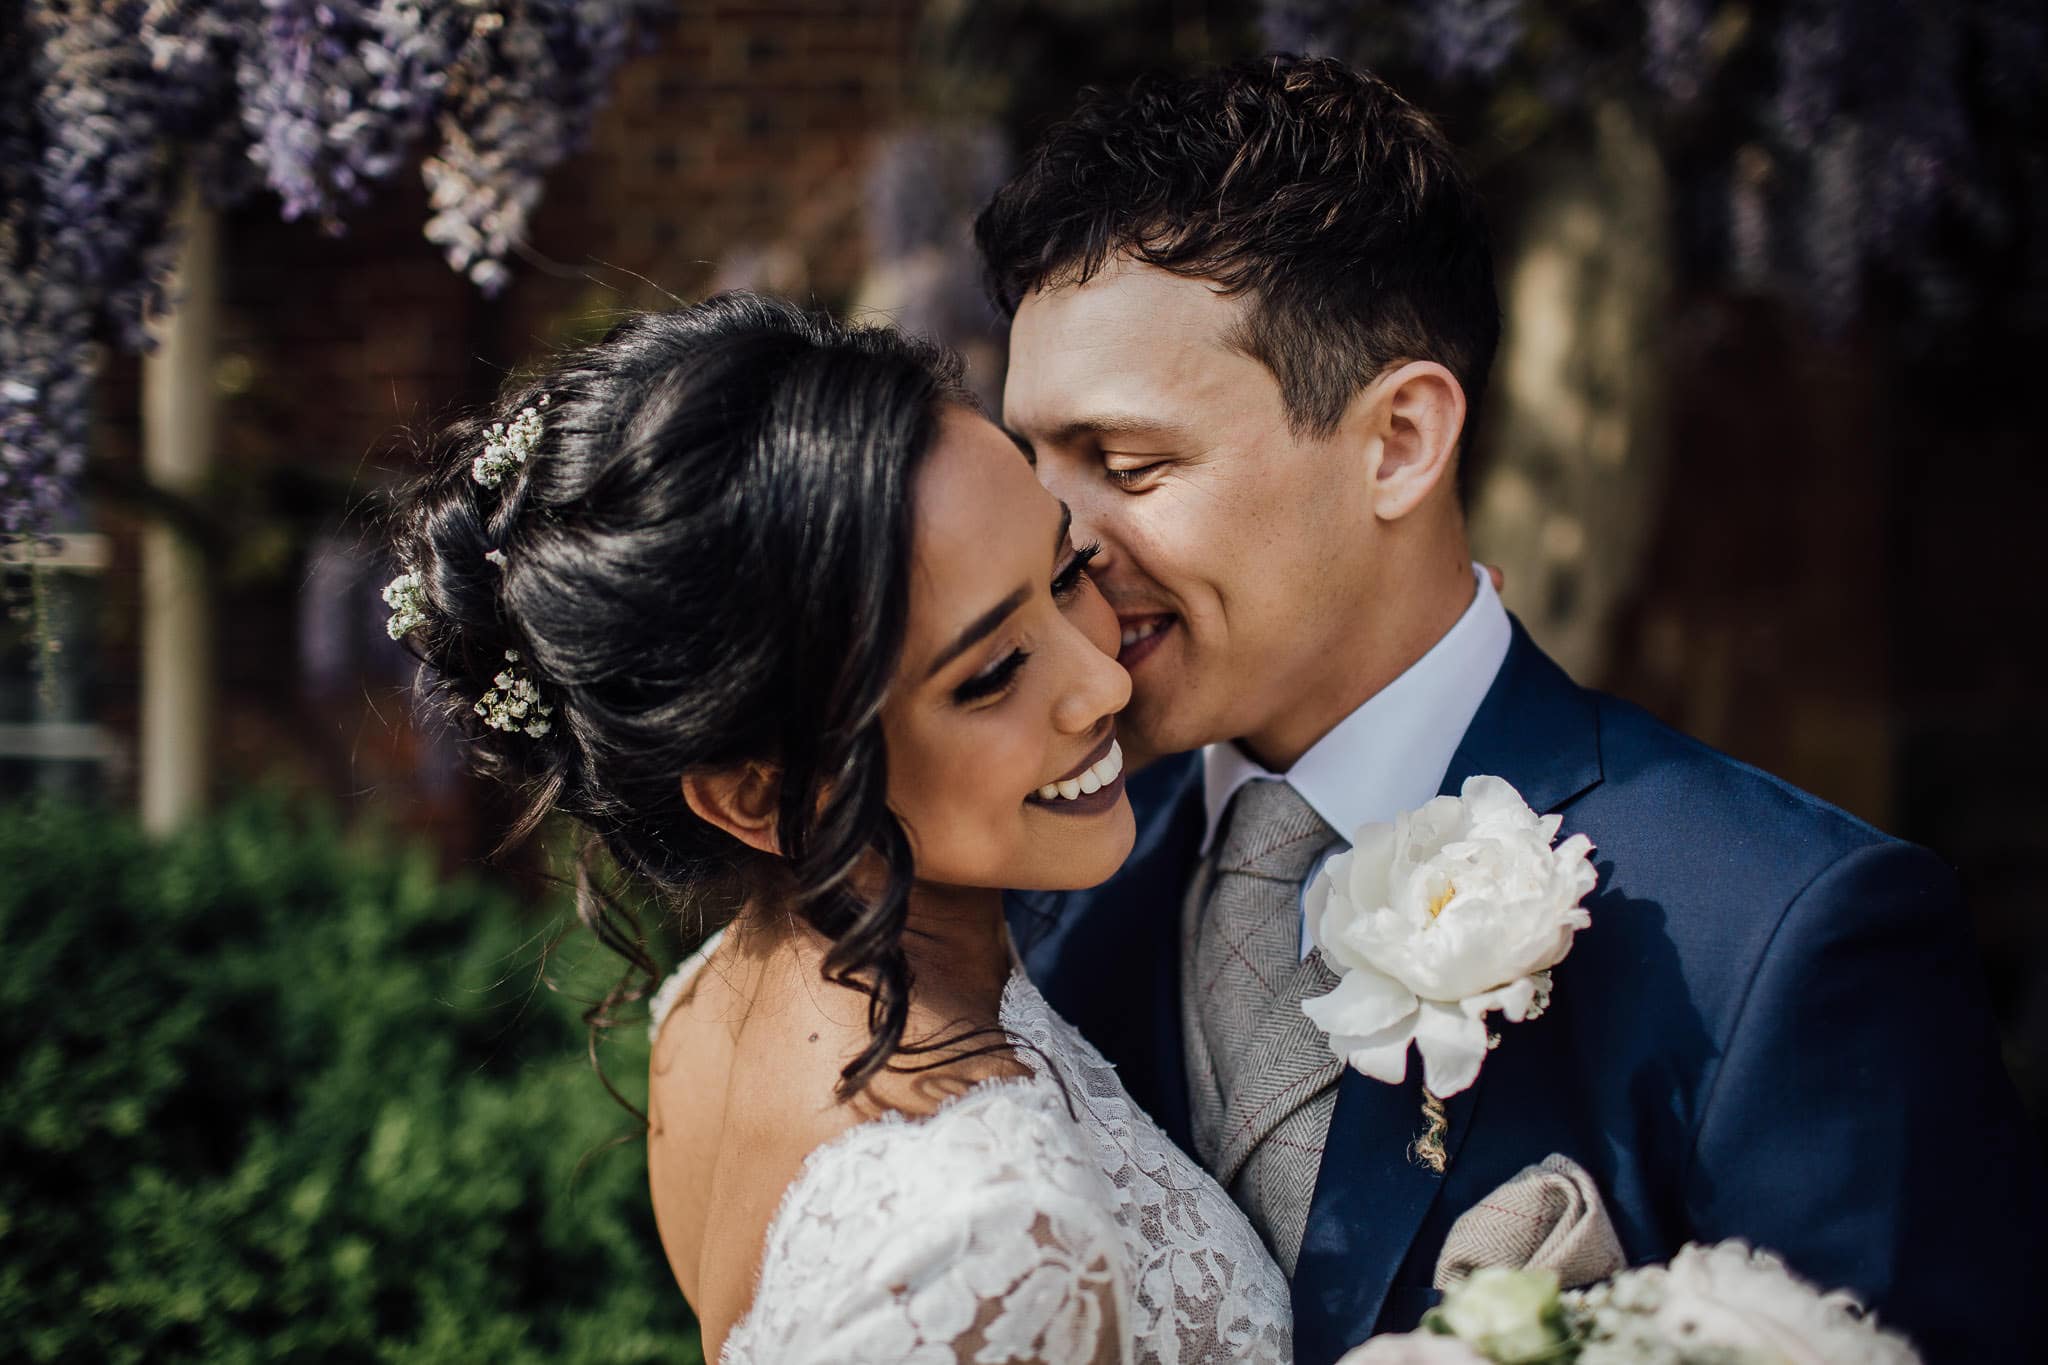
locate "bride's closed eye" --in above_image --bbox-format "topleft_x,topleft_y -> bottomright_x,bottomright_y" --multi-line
952,542 -> 1104,707
1052,541 -> 1102,603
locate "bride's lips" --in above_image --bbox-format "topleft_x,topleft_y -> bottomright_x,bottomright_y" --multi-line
1117,614 -> 1175,671
1026,730 -> 1126,817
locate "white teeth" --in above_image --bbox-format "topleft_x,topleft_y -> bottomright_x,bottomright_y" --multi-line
1033,740 -> 1126,803
1119,619 -> 1168,647
1093,740 -> 1123,785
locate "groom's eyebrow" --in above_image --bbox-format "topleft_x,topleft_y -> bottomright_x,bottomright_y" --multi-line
925,504 -> 1072,681
1045,412 -> 1179,445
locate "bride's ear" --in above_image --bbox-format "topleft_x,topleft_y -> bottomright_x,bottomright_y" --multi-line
1362,360 -> 1465,522
681,761 -> 784,856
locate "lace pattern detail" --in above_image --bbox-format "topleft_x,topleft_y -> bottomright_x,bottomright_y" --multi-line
1003,973 -> 1293,1365
704,969 -> 1292,1365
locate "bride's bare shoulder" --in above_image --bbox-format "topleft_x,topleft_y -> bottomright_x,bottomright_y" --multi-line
653,918 -> 1025,1127
646,920 -> 867,1186
645,921 -> 1025,1349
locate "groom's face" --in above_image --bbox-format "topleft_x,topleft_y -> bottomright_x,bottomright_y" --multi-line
1004,257 -> 1384,763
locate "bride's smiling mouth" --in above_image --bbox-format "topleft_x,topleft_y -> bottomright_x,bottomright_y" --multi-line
1117,614 -> 1175,670
1026,731 -> 1125,816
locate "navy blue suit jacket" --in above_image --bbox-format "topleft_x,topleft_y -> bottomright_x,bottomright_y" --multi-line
1007,620 -> 2046,1364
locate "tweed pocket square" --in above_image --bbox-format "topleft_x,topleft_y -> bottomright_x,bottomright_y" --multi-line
1433,1153 -> 1627,1291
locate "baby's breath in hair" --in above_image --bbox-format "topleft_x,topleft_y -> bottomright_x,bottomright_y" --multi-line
382,571 -> 427,639
471,394 -> 551,488
474,650 -> 553,738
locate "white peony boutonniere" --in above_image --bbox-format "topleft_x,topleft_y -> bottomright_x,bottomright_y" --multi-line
1303,775 -> 1597,1170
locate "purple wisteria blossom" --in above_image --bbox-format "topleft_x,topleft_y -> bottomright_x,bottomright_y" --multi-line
1259,0 -> 1348,56
865,125 -> 1008,266
30,0 -> 183,352
0,0 -> 674,542
1643,0 -> 1710,104
236,0 -> 460,230
863,125 -> 1009,350
4,0 -> 175,542
1411,0 -> 1523,83
1255,0 -> 2035,336
142,0 -> 267,205
423,0 -> 670,294
1772,0 -> 1845,153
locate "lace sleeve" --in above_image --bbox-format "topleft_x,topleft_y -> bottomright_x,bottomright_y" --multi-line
724,1084 -> 1133,1365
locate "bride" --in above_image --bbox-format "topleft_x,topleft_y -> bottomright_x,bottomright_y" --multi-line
384,293 -> 1292,1363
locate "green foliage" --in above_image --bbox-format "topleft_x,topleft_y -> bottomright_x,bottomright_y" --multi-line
0,796 -> 700,1364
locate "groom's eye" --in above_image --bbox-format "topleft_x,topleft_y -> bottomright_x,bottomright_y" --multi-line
1104,461 -> 1164,490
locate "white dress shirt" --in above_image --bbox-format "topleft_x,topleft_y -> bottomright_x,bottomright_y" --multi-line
1200,563 -> 1513,956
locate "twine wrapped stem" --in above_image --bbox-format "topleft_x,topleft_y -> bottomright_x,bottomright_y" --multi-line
1411,1089 -> 1450,1173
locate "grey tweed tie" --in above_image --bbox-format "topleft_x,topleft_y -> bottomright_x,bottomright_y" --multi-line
1184,778 -> 1346,1273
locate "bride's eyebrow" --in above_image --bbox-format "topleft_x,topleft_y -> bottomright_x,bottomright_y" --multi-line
926,587 -> 1029,681
923,504 -> 1072,681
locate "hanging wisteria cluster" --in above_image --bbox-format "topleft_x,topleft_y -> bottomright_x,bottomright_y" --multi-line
862,124 -> 1011,349
0,0 -> 672,542
1260,0 -> 2045,336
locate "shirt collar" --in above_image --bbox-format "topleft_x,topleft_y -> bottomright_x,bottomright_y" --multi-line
1200,563 -> 1512,853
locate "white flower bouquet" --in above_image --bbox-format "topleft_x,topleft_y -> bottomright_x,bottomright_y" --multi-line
1337,1243 -> 1921,1365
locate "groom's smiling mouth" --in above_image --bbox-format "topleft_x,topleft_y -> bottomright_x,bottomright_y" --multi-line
1117,614 -> 1175,670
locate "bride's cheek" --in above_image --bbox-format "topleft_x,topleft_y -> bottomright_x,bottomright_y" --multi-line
1076,583 -> 1119,656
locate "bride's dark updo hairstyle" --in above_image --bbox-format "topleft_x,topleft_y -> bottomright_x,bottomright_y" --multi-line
387,292 -> 969,1099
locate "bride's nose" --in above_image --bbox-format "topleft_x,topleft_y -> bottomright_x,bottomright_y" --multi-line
1051,621 -> 1132,736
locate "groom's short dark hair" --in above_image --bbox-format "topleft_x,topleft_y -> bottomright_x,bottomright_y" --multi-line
976,54 -> 1500,459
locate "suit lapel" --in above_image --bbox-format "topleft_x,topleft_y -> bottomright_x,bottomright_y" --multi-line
1293,619 -> 1603,1360
1293,1065 -> 1486,1362
1440,618 -> 1603,818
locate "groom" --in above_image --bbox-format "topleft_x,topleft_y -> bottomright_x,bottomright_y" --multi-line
982,55 -> 2044,1363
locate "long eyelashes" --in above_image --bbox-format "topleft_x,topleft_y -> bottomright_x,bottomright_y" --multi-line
954,648 -> 1030,704
954,542 -> 1104,706
1053,542 -> 1102,602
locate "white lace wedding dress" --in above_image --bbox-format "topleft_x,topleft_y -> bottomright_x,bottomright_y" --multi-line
649,933 -> 1293,1364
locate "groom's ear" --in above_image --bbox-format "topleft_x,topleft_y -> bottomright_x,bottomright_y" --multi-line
1362,360 -> 1466,522
681,761 -> 784,856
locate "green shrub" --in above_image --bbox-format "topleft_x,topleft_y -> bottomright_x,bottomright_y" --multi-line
0,796 -> 700,1364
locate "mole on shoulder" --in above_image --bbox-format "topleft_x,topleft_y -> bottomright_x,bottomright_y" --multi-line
808,1033 -> 819,1043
